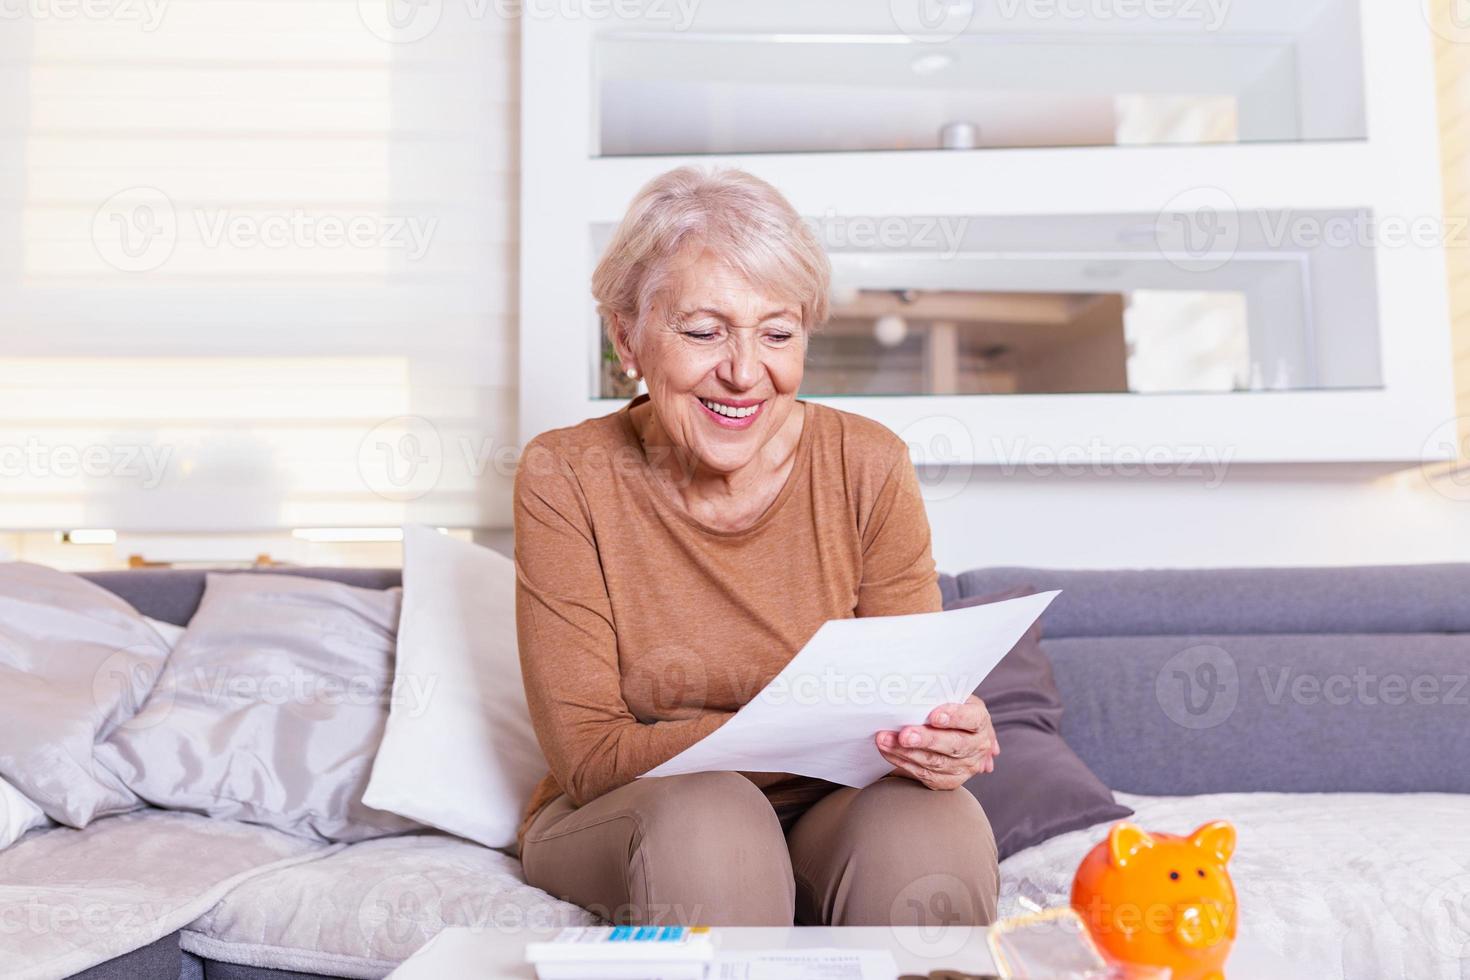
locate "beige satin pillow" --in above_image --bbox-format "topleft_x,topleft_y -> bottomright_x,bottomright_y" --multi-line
0,562 -> 169,827
99,572 -> 418,843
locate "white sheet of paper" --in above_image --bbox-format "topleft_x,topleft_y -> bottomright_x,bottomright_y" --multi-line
709,948 -> 898,980
641,590 -> 1060,787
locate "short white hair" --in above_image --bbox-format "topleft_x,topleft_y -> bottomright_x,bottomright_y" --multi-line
591,166 -> 831,346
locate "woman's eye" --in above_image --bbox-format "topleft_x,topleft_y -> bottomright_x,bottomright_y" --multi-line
684,330 -> 718,341
767,332 -> 794,344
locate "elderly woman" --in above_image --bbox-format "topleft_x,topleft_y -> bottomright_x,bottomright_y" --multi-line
513,166 -> 999,928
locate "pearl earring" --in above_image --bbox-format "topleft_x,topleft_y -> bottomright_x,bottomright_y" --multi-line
625,367 -> 640,381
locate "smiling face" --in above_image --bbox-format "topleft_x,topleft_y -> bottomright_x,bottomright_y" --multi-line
617,248 -> 807,476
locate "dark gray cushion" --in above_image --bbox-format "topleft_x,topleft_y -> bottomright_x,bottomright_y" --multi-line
953,564 -> 1470,637
948,588 -> 1131,859
1045,632 -> 1470,795
80,569 -> 403,627
202,962 -> 346,980
65,932 -> 179,980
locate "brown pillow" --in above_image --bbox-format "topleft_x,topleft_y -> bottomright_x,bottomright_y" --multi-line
951,586 -> 1132,859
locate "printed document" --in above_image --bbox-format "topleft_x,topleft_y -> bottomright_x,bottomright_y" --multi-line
641,591 -> 1060,786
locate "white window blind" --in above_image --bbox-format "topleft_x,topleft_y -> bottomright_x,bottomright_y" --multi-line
0,1 -> 518,532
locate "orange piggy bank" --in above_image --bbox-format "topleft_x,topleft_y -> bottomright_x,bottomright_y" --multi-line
1070,821 -> 1237,980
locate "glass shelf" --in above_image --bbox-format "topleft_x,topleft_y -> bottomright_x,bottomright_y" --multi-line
595,1 -> 1366,157
592,208 -> 1381,399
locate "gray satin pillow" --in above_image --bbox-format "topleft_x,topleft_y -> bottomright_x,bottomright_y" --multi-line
0,562 -> 169,827
98,573 -> 419,843
952,586 -> 1132,859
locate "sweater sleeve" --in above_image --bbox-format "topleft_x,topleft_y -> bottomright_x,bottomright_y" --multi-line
855,441 -> 944,618
513,437 -> 728,807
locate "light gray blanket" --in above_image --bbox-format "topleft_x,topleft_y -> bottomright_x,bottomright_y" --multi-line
0,808 -> 333,980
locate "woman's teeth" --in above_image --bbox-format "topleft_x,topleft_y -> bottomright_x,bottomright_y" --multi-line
699,397 -> 760,419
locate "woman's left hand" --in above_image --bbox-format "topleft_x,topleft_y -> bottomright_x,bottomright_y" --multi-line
875,695 -> 998,791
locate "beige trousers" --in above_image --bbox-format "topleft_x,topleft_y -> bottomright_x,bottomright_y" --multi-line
520,771 -> 999,927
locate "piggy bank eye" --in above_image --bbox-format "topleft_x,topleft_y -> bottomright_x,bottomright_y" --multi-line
1169,871 -> 1180,881
1197,868 -> 1206,878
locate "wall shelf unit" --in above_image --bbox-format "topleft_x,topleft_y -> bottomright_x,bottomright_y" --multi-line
520,0 -> 1456,465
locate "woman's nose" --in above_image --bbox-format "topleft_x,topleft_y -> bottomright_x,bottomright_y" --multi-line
717,337 -> 762,390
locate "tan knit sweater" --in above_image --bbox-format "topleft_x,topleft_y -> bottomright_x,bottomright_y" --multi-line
512,394 -> 942,845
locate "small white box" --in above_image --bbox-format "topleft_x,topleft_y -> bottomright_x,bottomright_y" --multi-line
526,926 -> 715,980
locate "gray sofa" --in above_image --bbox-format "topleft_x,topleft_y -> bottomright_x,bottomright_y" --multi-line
20,562 -> 1470,979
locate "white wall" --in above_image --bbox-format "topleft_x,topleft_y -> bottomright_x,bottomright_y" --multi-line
922,461 -> 1470,572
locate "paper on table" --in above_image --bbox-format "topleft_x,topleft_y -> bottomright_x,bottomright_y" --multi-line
641,590 -> 1060,787
709,948 -> 897,980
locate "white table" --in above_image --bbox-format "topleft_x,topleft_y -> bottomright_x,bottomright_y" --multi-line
386,924 -> 1301,979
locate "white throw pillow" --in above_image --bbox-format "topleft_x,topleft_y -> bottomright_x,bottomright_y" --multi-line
144,616 -> 187,648
362,525 -> 546,851
0,774 -> 49,851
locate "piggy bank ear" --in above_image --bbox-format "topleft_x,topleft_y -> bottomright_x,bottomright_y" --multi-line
1189,821 -> 1236,864
1107,823 -> 1155,868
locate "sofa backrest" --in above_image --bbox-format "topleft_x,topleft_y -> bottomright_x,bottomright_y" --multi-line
81,568 -> 402,626
941,564 -> 1470,797
84,564 -> 1470,798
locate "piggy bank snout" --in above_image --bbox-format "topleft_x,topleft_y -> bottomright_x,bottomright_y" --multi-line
1173,899 -> 1230,949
